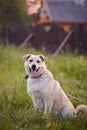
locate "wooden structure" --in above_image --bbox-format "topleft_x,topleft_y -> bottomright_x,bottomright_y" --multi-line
33,0 -> 87,54
1,1 -> 87,53
35,0 -> 87,32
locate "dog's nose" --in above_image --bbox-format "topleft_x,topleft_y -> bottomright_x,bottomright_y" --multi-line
32,64 -> 36,70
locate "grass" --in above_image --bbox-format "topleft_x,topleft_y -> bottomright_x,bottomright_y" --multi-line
0,45 -> 87,130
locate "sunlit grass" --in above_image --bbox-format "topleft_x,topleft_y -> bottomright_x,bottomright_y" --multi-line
0,45 -> 87,130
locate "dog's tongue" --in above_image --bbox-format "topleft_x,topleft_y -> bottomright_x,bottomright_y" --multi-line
31,70 -> 37,77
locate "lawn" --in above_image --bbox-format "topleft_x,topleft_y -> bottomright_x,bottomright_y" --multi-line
0,45 -> 87,130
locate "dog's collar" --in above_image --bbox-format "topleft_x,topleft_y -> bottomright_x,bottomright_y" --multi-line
25,75 -> 29,79
25,73 -> 43,79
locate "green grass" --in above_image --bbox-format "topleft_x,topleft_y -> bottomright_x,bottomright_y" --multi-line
0,45 -> 87,130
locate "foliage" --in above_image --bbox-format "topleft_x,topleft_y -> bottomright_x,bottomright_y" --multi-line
0,45 -> 87,130
0,0 -> 33,28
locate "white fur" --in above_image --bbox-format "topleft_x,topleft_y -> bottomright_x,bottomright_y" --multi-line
23,54 -> 87,118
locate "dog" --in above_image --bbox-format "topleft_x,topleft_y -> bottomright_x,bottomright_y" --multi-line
23,54 -> 87,118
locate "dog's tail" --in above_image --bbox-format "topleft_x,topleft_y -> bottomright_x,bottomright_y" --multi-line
70,105 -> 87,117
75,105 -> 87,115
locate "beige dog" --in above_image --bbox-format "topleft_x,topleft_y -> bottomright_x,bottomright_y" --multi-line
23,54 -> 87,118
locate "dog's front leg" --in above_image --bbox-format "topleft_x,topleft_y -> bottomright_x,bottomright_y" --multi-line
32,95 -> 44,112
44,98 -> 53,114
31,96 -> 38,111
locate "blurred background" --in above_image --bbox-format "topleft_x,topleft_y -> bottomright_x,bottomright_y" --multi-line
0,0 -> 87,54
0,1 -> 87,130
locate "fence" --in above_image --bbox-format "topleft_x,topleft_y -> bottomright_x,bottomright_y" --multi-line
0,24 -> 87,54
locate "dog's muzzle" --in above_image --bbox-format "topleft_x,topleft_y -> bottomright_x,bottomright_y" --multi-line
32,64 -> 36,71
25,65 -> 41,79
29,64 -> 40,78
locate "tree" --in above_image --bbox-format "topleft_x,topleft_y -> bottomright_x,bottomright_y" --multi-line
0,0 -> 32,28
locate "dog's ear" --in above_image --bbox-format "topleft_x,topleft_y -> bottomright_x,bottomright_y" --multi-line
39,54 -> 47,62
23,54 -> 31,61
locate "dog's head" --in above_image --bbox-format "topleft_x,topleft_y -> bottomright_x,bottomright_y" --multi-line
23,54 -> 47,78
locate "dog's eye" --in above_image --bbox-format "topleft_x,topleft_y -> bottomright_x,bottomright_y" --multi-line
29,59 -> 33,62
37,60 -> 40,63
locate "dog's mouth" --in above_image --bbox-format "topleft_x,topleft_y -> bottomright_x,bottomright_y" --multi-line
29,67 -> 40,77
